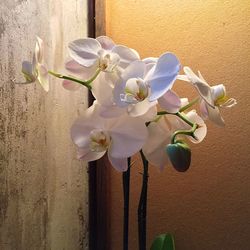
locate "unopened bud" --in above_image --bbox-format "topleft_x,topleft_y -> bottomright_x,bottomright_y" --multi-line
166,140 -> 191,172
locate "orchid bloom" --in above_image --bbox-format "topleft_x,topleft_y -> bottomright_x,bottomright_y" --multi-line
21,37 -> 49,91
180,67 -> 237,126
70,102 -> 148,171
63,36 -> 140,92
143,99 -> 207,170
111,52 -> 180,117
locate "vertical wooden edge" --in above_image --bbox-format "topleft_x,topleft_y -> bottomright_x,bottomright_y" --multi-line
88,1 -> 110,250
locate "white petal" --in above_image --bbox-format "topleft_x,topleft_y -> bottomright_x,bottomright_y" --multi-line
207,105 -> 225,127
128,99 -> 156,117
62,80 -> 80,91
92,72 -> 115,106
77,147 -> 105,162
71,103 -> 104,148
142,57 -> 158,64
35,36 -> 44,63
183,67 -> 214,107
185,110 -> 207,143
65,59 -> 98,79
107,115 -> 148,158
147,52 -> 180,101
108,153 -> 128,172
113,82 -> 128,107
96,36 -> 115,50
37,63 -> 49,92
183,67 -> 205,84
158,90 -> 181,113
153,52 -> 180,77
180,98 -> 189,107
148,75 -> 178,101
99,104 -> 126,118
142,119 -> 171,170
176,74 -> 189,82
200,100 -> 209,119
112,45 -> 140,69
140,105 -> 157,122
121,60 -> 145,82
68,38 -> 101,67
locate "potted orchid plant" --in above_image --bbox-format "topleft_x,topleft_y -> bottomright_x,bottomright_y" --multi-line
21,36 -> 236,250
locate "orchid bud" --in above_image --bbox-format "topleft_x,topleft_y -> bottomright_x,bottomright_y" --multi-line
166,140 -> 191,172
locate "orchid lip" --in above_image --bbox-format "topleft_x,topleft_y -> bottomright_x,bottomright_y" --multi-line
89,129 -> 111,152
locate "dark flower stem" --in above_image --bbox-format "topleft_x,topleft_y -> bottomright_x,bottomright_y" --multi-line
123,158 -> 131,250
138,150 -> 149,250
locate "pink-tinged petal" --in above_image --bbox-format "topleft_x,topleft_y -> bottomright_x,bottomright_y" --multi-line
62,80 -> 80,91
142,119 -> 171,170
185,110 -> 207,143
68,38 -> 101,67
128,99 -> 156,117
112,45 -> 140,69
158,90 -> 181,113
207,105 -> 225,127
35,36 -> 44,63
71,103 -> 104,148
37,63 -> 49,92
121,60 -> 145,82
77,147 -> 106,162
147,52 -> 180,101
200,100 -> 209,120
96,36 -> 115,50
65,59 -> 84,73
65,58 -> 98,79
107,115 -> 148,158
108,153 -> 128,172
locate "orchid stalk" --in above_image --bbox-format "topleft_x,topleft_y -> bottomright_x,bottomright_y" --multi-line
138,150 -> 149,250
123,158 -> 131,250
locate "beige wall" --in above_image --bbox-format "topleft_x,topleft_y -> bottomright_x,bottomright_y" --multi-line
0,1 -> 89,249
106,1 -> 250,249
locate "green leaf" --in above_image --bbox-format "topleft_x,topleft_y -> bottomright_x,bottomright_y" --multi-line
150,233 -> 175,250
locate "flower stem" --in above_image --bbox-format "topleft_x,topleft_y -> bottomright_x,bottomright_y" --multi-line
123,158 -> 131,250
176,112 -> 194,127
171,123 -> 198,144
138,150 -> 149,250
179,97 -> 199,112
48,68 -> 101,90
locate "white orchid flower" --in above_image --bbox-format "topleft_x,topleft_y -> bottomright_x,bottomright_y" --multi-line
180,67 -> 237,126
70,102 -> 148,171
63,36 -> 140,91
111,52 -> 180,117
21,37 -> 49,91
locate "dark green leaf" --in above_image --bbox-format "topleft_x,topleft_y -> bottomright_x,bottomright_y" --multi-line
150,233 -> 175,250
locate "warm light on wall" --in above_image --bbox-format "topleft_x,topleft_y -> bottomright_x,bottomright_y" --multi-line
106,1 -> 250,249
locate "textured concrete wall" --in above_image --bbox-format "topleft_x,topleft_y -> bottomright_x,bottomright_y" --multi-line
0,1 -> 89,249
107,1 -> 250,249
